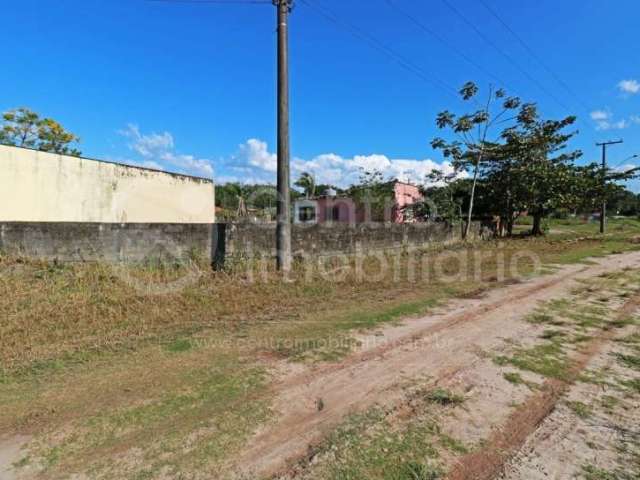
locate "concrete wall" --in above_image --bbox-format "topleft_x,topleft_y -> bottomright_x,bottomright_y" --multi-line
0,145 -> 215,223
0,222 -> 212,262
0,221 -> 488,265
219,221 -> 484,261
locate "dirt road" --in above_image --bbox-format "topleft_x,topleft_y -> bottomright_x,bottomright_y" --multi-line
231,251 -> 640,479
2,251 -> 639,480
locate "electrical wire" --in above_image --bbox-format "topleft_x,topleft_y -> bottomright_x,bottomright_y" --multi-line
146,0 -> 271,4
614,154 -> 639,169
478,0 -> 592,116
440,0 -> 571,112
384,0 -> 514,93
298,0 -> 462,101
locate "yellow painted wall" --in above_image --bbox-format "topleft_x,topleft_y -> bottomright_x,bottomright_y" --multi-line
0,145 -> 215,223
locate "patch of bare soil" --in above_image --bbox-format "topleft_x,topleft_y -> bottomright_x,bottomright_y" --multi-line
446,295 -> 640,480
230,251 -> 640,479
498,326 -> 640,477
0,435 -> 31,480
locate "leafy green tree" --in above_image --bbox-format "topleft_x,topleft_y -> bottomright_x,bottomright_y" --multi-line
568,162 -> 639,217
294,171 -> 316,198
500,105 -> 582,235
431,82 -> 520,238
0,108 -> 81,156
419,169 -> 464,223
609,188 -> 640,216
37,118 -> 82,156
348,169 -> 393,222
0,108 -> 40,148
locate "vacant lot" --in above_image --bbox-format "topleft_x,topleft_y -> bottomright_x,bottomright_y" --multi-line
2,218 -> 640,479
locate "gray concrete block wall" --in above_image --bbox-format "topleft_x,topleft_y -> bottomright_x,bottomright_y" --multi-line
222,222 -> 481,260
0,221 -> 486,266
0,223 -> 213,263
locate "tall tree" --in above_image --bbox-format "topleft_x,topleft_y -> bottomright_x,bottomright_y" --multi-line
569,162 -> 639,217
500,104 -> 582,235
419,168 -> 464,223
431,82 -> 520,239
294,171 -> 316,198
349,168 -> 393,222
0,108 -> 81,156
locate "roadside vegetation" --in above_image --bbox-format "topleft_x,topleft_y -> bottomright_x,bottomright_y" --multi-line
293,261 -> 640,480
2,219 -> 640,479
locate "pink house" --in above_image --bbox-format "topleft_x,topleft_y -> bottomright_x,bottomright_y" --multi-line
293,181 -> 424,225
391,181 -> 424,223
294,195 -> 357,225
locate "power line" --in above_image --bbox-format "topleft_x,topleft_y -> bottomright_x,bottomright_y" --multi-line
298,0 -> 461,101
596,139 -> 623,233
384,0 -> 514,93
146,0 -> 271,4
440,0 -> 571,112
614,154 -> 639,169
477,0 -> 592,115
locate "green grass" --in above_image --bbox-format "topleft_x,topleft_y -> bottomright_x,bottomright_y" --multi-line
526,311 -> 557,325
306,408 -> 443,480
3,217 -> 640,479
615,353 -> 640,371
438,434 -> 468,454
503,372 -> 525,385
343,299 -> 441,329
495,340 -> 570,380
581,464 -> 635,480
165,338 -> 193,353
579,367 -> 616,387
567,400 -> 592,419
22,353 -> 270,479
425,388 -> 465,406
620,378 -> 640,393
599,395 -> 620,412
502,371 -> 537,389
541,329 -> 566,340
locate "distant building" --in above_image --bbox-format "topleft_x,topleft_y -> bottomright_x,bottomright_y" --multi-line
0,144 -> 215,223
293,180 -> 424,225
390,181 -> 424,223
294,194 -> 357,225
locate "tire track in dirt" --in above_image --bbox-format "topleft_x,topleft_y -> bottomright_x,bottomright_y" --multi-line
445,290 -> 640,480
230,251 -> 640,479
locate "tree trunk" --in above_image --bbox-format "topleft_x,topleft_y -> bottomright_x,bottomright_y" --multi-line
507,215 -> 514,236
531,213 -> 543,236
464,162 -> 480,240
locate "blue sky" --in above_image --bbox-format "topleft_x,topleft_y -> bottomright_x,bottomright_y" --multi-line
2,0 -> 639,188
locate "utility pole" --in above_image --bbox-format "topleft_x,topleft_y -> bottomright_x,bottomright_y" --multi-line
274,0 -> 293,273
596,139 -> 623,234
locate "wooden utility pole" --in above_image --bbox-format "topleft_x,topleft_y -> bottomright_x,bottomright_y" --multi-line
596,139 -> 623,234
274,0 -> 293,272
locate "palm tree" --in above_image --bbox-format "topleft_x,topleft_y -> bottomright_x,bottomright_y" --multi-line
295,171 -> 316,198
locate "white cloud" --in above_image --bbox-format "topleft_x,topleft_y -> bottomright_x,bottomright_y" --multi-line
595,118 -> 629,131
161,152 -> 214,177
615,163 -> 636,173
238,138 -> 277,173
231,138 -> 462,188
618,79 -> 640,95
119,124 -> 214,178
590,110 -> 610,121
631,115 -> 640,124
119,124 -> 174,157
589,110 -> 632,131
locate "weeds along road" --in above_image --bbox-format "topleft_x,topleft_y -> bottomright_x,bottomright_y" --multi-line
2,221 -> 640,479
233,250 -> 640,479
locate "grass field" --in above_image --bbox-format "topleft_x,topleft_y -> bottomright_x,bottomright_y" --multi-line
2,217 -> 640,479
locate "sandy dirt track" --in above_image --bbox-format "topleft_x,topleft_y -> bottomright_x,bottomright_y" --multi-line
232,251 -> 640,479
